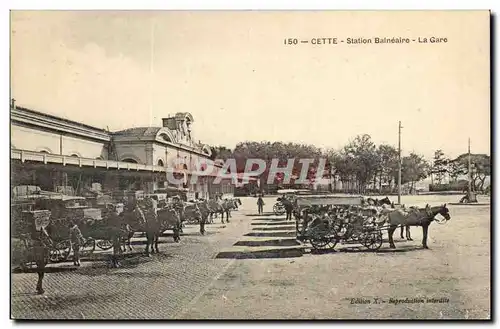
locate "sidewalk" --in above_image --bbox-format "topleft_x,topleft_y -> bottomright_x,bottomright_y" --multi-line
11,208 -> 254,319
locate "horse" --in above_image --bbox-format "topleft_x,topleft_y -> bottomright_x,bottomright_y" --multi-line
227,198 -> 242,210
207,199 -> 231,224
181,202 -> 205,235
196,200 -> 213,224
368,197 -> 412,241
156,206 -> 182,245
383,204 -> 451,249
121,197 -> 177,257
120,223 -> 135,253
223,198 -> 241,214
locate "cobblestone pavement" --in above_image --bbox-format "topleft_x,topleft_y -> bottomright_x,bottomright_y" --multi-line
11,204 -> 254,319
177,197 -> 491,320
12,196 -> 491,319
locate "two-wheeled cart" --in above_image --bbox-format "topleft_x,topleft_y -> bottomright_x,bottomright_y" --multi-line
295,195 -> 384,252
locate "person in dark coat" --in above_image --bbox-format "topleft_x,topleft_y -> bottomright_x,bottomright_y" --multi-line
257,196 -> 264,215
282,197 -> 294,221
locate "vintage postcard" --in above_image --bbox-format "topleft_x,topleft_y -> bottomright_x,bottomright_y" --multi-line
10,10 -> 491,320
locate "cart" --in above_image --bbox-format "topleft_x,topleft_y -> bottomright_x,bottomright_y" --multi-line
12,209 -> 53,270
35,196 -> 102,261
294,195 -> 383,252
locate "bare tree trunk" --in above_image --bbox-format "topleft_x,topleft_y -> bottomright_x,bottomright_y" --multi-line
378,171 -> 383,192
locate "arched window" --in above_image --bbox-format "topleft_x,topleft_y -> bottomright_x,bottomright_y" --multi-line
159,133 -> 172,142
95,156 -> 103,160
39,150 -> 49,154
157,159 -> 164,167
122,158 -> 138,164
71,154 -> 79,158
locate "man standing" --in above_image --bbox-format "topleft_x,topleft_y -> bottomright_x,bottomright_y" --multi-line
257,195 -> 264,215
283,197 -> 294,221
69,220 -> 86,266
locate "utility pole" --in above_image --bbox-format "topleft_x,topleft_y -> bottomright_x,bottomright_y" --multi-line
468,138 -> 472,192
398,121 -> 403,205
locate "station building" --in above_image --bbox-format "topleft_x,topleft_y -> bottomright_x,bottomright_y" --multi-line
10,99 -> 235,200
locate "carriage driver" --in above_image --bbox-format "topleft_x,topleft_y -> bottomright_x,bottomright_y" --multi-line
69,220 -> 86,266
106,203 -> 124,268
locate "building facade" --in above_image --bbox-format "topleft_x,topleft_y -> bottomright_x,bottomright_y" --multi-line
10,100 -> 234,200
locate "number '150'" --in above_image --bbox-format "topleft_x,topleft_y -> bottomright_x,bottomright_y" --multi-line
284,38 -> 298,45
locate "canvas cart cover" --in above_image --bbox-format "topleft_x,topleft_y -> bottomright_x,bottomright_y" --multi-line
24,210 -> 51,231
295,195 -> 363,206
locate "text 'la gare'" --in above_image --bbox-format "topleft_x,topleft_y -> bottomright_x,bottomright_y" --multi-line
418,37 -> 448,43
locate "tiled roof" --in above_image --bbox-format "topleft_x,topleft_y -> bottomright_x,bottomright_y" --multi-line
112,127 -> 163,138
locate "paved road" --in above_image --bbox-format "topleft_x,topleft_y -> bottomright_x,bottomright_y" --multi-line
11,196 -> 490,319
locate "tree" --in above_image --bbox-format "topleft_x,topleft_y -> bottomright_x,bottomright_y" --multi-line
431,149 -> 449,184
447,160 -> 463,183
452,153 -> 491,192
376,144 -> 399,192
400,153 -> 429,194
231,141 -> 323,186
210,146 -> 233,161
344,134 -> 379,193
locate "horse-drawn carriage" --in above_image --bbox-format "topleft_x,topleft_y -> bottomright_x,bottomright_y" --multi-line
294,195 -> 384,251
12,206 -> 52,270
294,194 -> 452,252
33,196 -> 110,261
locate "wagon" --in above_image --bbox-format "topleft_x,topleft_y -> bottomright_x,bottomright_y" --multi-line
34,196 -> 103,261
12,209 -> 52,270
294,195 -> 383,252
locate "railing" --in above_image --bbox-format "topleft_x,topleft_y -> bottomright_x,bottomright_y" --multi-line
11,149 -> 170,173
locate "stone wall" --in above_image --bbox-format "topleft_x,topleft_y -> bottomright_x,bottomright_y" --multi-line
11,124 -> 107,159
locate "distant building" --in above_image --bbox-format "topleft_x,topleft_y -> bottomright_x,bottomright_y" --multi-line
10,99 -> 234,199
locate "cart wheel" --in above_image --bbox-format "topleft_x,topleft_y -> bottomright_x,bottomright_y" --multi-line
326,237 -> 338,250
81,238 -> 96,255
96,239 -> 113,250
50,240 -> 71,263
19,262 -> 29,271
363,231 -> 383,251
49,248 -> 62,263
310,236 -> 337,251
273,204 -> 285,216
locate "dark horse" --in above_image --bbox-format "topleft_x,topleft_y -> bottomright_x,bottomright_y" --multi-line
385,204 -> 451,249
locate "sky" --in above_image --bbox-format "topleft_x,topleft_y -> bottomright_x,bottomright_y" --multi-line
10,10 -> 490,160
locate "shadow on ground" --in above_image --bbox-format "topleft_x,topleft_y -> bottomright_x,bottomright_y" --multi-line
245,232 -> 296,238
308,244 -> 425,255
215,247 -> 305,259
250,217 -> 288,221
13,251 -> 174,275
12,291 -> 123,313
233,239 -> 301,247
252,226 -> 296,231
251,222 -> 293,226
12,266 -> 79,274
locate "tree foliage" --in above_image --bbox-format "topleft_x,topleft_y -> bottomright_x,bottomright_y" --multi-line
451,153 -> 491,192
209,136 -> 494,193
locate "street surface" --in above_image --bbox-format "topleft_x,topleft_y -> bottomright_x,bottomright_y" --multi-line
11,195 -> 490,319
